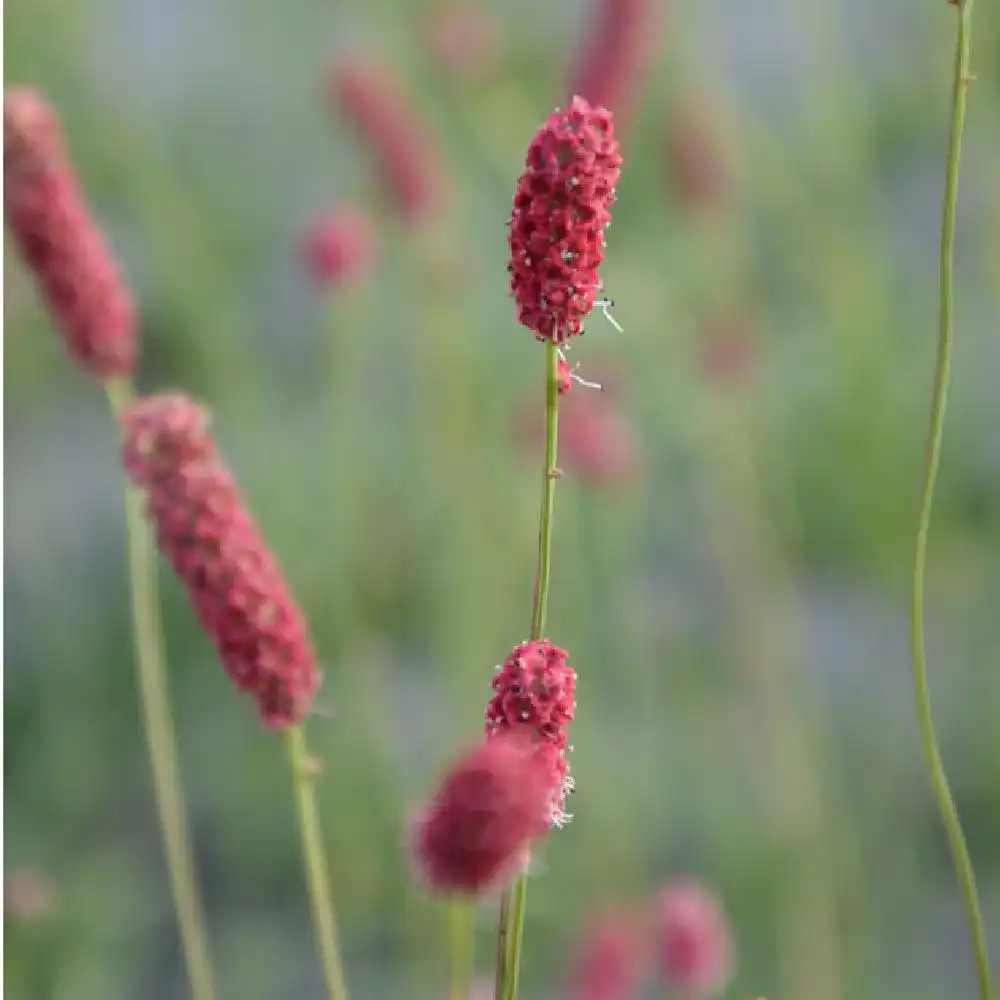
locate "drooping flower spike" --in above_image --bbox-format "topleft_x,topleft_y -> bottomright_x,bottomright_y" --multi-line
4,87 -> 137,378
508,96 -> 622,343
121,392 -> 320,728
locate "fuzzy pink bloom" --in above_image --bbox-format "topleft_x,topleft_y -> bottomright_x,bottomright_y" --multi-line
299,205 -> 376,289
3,87 -> 137,378
558,388 -> 642,488
665,105 -> 729,213
508,96 -> 622,343
698,313 -> 761,387
653,881 -> 734,997
330,57 -> 442,225
121,393 -> 320,728
485,639 -> 576,827
411,735 -> 550,894
424,3 -> 503,83
5,869 -> 57,924
570,909 -> 649,1000
569,0 -> 660,133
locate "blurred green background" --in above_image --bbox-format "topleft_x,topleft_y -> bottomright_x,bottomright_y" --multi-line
5,0 -> 1000,997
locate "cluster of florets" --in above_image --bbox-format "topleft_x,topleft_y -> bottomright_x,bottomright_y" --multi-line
410,735 -> 550,895
485,639 -> 577,827
508,96 -> 622,343
121,392 -> 320,728
4,87 -> 136,378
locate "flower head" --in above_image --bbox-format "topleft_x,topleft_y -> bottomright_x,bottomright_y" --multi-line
485,639 -> 576,827
329,57 -> 442,225
4,87 -> 137,378
299,204 -> 376,289
653,880 -> 734,997
411,735 -> 550,895
569,0 -> 660,133
569,908 -> 649,1000
508,97 -> 622,343
121,392 -> 320,728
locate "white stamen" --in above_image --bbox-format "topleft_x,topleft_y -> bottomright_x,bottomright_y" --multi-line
594,296 -> 623,333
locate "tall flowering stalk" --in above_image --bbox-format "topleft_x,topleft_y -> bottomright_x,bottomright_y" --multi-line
4,89 -> 216,1000
910,3 -> 993,998
120,392 -> 349,1000
494,95 -> 622,1000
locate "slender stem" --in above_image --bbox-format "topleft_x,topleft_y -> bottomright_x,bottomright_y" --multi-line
105,377 -> 217,1000
283,725 -> 349,1000
495,342 -> 561,1000
910,5 -> 993,999
448,896 -> 475,1000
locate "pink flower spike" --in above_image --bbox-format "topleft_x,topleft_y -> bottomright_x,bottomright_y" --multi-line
569,908 -> 650,1000
485,639 -> 577,828
569,0 -> 660,133
121,393 -> 321,728
508,96 -> 623,343
653,880 -> 735,998
411,735 -> 550,895
329,57 -> 442,226
4,87 -> 137,379
299,205 -> 376,289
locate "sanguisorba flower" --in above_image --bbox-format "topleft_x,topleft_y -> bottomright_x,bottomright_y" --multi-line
299,204 -> 376,290
329,57 -> 442,226
3,87 -> 137,378
411,735 -> 550,895
653,880 -> 734,998
568,0 -> 659,134
485,639 -> 577,827
121,392 -> 320,728
570,908 -> 649,1000
508,96 -> 622,343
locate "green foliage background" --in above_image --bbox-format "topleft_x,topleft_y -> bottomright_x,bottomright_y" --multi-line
5,0 -> 1000,997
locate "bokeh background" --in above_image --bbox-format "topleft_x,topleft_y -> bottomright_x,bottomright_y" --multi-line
5,0 -> 1000,997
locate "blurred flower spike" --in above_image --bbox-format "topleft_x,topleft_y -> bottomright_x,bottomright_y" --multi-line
508,96 -> 622,344
3,87 -> 137,378
300,204 -> 376,290
121,392 -> 321,728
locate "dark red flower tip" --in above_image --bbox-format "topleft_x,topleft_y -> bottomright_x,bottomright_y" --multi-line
484,639 -> 577,827
3,87 -> 137,379
329,57 -> 443,226
568,0 -> 660,134
653,880 -> 735,997
122,393 -> 321,729
411,735 -> 550,895
299,205 -> 376,289
570,908 -> 650,1000
508,96 -> 622,343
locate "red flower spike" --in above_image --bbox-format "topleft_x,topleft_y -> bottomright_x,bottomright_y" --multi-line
570,909 -> 650,1000
653,880 -> 735,997
3,87 -> 137,379
122,393 -> 320,728
411,735 -> 550,895
508,96 -> 622,343
485,639 -> 577,827
569,0 -> 660,133
299,205 -> 376,289
329,58 -> 442,226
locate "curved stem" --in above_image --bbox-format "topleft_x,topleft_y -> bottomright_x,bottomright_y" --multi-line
910,5 -> 993,999
495,342 -> 561,1000
105,378 -> 217,1000
283,725 -> 349,1000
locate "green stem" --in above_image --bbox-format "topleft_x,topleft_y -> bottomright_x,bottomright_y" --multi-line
448,896 -> 475,1000
910,5 -> 993,999
495,342 -> 561,1000
283,725 -> 349,1000
105,378 -> 217,1000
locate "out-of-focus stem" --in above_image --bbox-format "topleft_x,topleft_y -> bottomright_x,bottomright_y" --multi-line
105,376 -> 217,1000
910,5 -> 993,998
448,896 -> 475,1000
284,725 -> 349,1000
495,342 -> 561,1000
